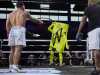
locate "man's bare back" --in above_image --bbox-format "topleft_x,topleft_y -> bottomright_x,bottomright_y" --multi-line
9,9 -> 27,27
7,9 -> 41,33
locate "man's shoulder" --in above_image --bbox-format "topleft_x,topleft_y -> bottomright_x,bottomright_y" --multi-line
8,11 -> 16,16
87,5 -> 99,8
24,11 -> 29,15
7,13 -> 12,19
86,5 -> 100,11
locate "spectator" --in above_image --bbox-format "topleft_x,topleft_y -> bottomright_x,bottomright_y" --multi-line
38,54 -> 47,66
71,53 -> 80,65
64,52 -> 71,65
79,53 -> 86,65
27,54 -> 35,67
0,49 -> 5,67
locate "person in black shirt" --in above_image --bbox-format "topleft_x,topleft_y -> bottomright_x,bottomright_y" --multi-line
76,0 -> 100,75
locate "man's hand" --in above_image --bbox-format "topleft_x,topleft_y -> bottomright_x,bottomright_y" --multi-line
27,32 -> 40,38
33,33 -> 40,37
76,32 -> 83,41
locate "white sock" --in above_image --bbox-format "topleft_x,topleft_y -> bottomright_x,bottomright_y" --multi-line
13,65 -> 18,69
9,65 -> 13,69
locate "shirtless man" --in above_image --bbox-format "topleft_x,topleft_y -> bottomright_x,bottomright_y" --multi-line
6,2 -> 43,72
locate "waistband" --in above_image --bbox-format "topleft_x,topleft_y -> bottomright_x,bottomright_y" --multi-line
11,26 -> 25,28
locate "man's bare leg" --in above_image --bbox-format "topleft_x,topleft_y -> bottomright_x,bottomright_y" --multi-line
13,45 -> 22,70
93,50 -> 100,71
9,46 -> 15,69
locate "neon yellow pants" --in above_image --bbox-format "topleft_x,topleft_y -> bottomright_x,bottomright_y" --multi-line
49,50 -> 63,65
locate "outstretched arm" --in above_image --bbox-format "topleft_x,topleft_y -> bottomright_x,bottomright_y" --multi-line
26,12 -> 43,24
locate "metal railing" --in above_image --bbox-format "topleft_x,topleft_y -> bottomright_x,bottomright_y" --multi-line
0,39 -> 87,53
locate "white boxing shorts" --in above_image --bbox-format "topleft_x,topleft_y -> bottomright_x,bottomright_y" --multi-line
87,28 -> 100,50
8,26 -> 26,47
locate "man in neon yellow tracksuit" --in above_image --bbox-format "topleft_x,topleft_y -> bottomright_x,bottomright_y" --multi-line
48,22 -> 69,66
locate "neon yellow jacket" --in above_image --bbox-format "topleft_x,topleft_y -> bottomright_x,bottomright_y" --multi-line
48,22 -> 69,53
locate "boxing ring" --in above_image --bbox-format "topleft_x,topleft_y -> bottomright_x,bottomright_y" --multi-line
0,0 -> 96,74
0,39 -> 93,60
0,39 -> 94,75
